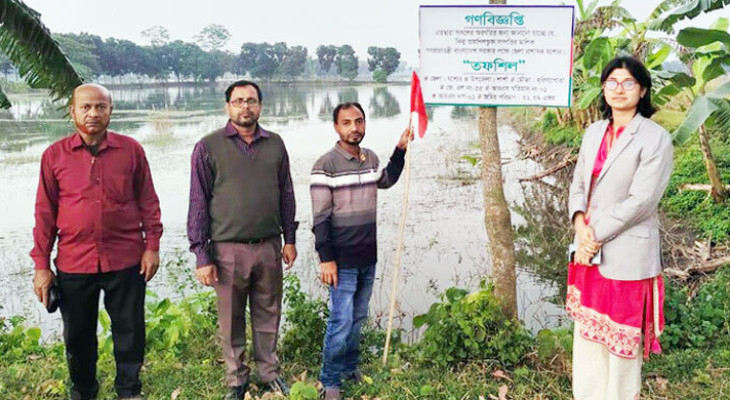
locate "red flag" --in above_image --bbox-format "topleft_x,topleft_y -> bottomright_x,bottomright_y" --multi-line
410,71 -> 428,138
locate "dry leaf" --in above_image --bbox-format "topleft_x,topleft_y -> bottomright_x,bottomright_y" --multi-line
491,369 -> 513,382
298,370 -> 308,382
498,385 -> 509,400
655,377 -> 669,393
488,385 -> 509,400
171,387 -> 181,400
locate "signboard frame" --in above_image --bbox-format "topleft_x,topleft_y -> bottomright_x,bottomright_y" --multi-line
419,4 -> 576,108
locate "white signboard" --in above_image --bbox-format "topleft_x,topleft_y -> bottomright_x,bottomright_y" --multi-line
419,5 -> 575,107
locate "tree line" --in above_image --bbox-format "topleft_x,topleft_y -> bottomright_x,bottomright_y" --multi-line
0,24 -> 403,84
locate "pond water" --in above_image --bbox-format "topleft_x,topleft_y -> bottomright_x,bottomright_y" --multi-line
0,83 -> 566,340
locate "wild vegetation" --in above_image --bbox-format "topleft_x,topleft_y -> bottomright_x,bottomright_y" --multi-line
1,270 -> 729,399
1,0 -> 729,398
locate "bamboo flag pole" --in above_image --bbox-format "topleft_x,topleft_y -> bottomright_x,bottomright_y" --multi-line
382,121 -> 414,366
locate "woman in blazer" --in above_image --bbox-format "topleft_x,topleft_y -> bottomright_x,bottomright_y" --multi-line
566,56 -> 673,399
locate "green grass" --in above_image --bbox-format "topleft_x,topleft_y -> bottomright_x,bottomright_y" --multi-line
662,134 -> 730,240
2,272 -> 730,399
652,109 -> 685,133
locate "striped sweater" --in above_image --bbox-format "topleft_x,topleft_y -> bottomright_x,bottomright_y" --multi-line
311,143 -> 405,269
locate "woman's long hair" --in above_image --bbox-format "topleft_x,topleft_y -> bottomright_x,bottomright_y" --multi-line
598,56 -> 656,120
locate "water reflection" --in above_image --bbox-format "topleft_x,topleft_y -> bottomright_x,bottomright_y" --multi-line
262,85 -> 308,121
0,83 -> 565,335
514,177 -> 573,302
318,93 -> 334,121
451,106 -> 477,120
368,86 -> 400,118
337,88 -> 358,104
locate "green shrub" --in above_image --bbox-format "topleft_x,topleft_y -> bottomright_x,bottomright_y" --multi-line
372,69 -> 388,83
535,328 -> 572,364
96,290 -> 218,357
544,126 -> 582,147
413,284 -> 534,367
663,269 -> 730,350
279,275 -> 390,369
662,135 -> 730,240
279,275 -> 330,367
290,381 -> 320,400
0,317 -> 45,363
541,110 -> 558,131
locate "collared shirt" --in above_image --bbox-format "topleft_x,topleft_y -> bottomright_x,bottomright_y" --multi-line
188,121 -> 297,267
310,142 -> 405,268
30,131 -> 163,273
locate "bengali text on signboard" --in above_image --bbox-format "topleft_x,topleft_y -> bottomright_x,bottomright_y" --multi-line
419,5 -> 575,107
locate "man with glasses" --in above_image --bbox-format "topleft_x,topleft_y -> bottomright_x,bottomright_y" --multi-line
187,80 -> 297,399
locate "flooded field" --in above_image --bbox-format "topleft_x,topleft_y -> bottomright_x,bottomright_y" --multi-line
0,83 -> 566,339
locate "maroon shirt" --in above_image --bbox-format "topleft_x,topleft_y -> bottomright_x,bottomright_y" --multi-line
30,131 -> 163,273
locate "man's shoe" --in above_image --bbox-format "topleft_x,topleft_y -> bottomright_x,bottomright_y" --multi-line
344,370 -> 364,384
319,387 -> 342,400
224,385 -> 248,400
262,376 -> 290,396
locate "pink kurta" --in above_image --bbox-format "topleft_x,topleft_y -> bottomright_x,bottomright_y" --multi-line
566,124 -> 665,359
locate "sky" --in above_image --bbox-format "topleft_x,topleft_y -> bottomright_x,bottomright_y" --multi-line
23,0 -> 728,67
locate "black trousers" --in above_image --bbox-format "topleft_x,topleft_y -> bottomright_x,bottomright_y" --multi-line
57,265 -> 146,399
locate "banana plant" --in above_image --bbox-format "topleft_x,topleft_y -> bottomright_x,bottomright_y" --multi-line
673,18 -> 730,202
651,0 -> 730,33
570,0 -> 698,125
0,0 -> 82,109
575,1 -> 701,112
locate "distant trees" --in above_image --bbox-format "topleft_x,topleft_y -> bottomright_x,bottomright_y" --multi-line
335,45 -> 360,80
367,46 -> 401,82
193,24 -> 231,52
316,45 -> 337,75
43,25 -> 403,84
315,44 -> 360,80
140,26 -> 170,47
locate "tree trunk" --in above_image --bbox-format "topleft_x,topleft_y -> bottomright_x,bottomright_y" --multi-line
698,124 -> 728,203
479,106 -> 517,319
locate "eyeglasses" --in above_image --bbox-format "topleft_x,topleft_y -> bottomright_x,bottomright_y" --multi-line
229,98 -> 260,107
603,79 -> 638,91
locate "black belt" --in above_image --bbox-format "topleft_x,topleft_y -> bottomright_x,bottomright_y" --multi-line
232,237 -> 271,245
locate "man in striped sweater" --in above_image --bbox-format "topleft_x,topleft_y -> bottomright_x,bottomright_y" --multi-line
311,102 -> 411,400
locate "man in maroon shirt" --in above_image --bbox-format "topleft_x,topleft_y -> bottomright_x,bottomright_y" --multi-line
30,83 -> 162,400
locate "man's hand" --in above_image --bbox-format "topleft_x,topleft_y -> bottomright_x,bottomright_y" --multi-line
195,264 -> 218,286
396,126 -> 414,150
282,244 -> 297,270
33,269 -> 55,308
320,261 -> 338,288
139,250 -> 160,282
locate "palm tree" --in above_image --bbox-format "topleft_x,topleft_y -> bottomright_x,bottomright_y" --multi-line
0,0 -> 82,109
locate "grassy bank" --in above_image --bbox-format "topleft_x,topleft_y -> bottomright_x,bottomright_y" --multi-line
2,270 -> 729,399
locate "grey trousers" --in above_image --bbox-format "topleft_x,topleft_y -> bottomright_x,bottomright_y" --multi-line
212,238 -> 283,387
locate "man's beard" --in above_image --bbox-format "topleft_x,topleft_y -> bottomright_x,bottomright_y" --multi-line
345,132 -> 363,145
234,115 -> 257,128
